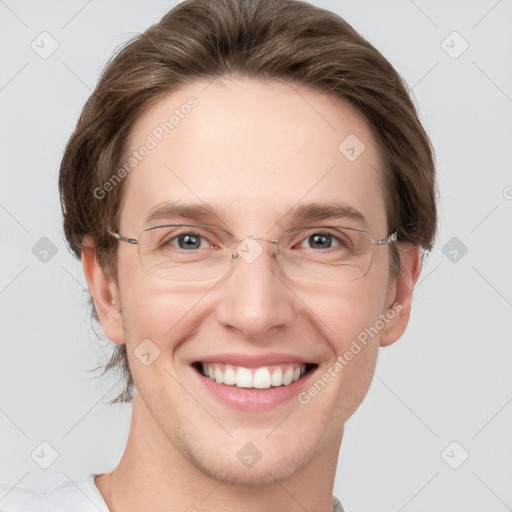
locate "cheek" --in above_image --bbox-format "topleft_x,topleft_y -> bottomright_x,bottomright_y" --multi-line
292,289 -> 384,427
304,277 -> 390,349
116,250 -> 203,348
120,280 -> 203,341
119,282 -> 208,401
302,280 -> 389,398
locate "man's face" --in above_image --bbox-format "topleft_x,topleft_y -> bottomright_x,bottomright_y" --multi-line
110,78 -> 399,484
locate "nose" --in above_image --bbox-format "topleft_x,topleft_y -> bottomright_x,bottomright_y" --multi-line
214,237 -> 296,340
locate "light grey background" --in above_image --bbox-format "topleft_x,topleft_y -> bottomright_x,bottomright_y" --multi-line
1,1 -> 511,511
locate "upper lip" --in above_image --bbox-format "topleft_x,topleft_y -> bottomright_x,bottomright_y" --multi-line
191,353 -> 317,368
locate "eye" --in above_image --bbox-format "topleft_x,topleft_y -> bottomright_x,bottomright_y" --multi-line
296,231 -> 349,250
168,232 -> 210,250
143,225 -> 229,256
304,233 -> 337,249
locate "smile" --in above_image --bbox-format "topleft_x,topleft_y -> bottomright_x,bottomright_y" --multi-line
193,362 -> 317,390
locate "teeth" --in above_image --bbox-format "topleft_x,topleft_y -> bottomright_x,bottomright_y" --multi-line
200,363 -> 308,389
236,367 -> 253,388
223,366 -> 236,385
253,367 -> 271,389
214,366 -> 224,384
283,366 -> 294,385
270,368 -> 283,387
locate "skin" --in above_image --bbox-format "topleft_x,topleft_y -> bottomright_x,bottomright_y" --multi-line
82,77 -> 420,512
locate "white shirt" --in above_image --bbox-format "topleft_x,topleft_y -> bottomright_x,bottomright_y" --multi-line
0,474 -> 345,511
0,475 -> 108,512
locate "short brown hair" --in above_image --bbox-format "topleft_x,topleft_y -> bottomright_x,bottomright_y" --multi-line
59,0 -> 437,403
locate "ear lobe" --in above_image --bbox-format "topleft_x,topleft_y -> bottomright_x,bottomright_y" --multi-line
379,244 -> 422,347
81,240 -> 125,345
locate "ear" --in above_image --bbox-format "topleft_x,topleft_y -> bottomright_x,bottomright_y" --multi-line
379,244 -> 421,347
81,239 -> 125,345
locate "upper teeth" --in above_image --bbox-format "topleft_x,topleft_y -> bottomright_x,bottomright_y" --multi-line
201,363 -> 306,389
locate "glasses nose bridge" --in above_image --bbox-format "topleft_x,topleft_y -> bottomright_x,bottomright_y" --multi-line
231,234 -> 280,262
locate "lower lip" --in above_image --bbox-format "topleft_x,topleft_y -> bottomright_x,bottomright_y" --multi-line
193,367 -> 317,411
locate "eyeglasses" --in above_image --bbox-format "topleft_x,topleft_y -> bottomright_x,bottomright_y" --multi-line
107,224 -> 397,283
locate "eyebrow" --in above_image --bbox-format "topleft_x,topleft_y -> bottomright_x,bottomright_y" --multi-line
144,200 -> 367,228
289,202 -> 368,227
144,202 -> 223,225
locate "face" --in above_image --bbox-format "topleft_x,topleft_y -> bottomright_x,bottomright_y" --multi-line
89,77 -> 415,486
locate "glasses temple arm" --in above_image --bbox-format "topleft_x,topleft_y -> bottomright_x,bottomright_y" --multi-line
373,231 -> 398,246
107,229 -> 138,245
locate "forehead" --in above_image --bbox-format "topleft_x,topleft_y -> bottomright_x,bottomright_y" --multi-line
119,77 -> 387,234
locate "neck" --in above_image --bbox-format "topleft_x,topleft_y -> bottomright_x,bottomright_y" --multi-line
96,394 -> 341,512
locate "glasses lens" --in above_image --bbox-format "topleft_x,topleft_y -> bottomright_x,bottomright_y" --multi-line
135,224 -> 376,283
278,227 -> 373,281
138,225 -> 232,281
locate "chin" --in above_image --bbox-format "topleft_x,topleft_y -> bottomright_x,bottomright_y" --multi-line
184,447 -> 311,487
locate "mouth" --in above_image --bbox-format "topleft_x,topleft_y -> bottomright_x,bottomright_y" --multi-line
192,361 -> 318,390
